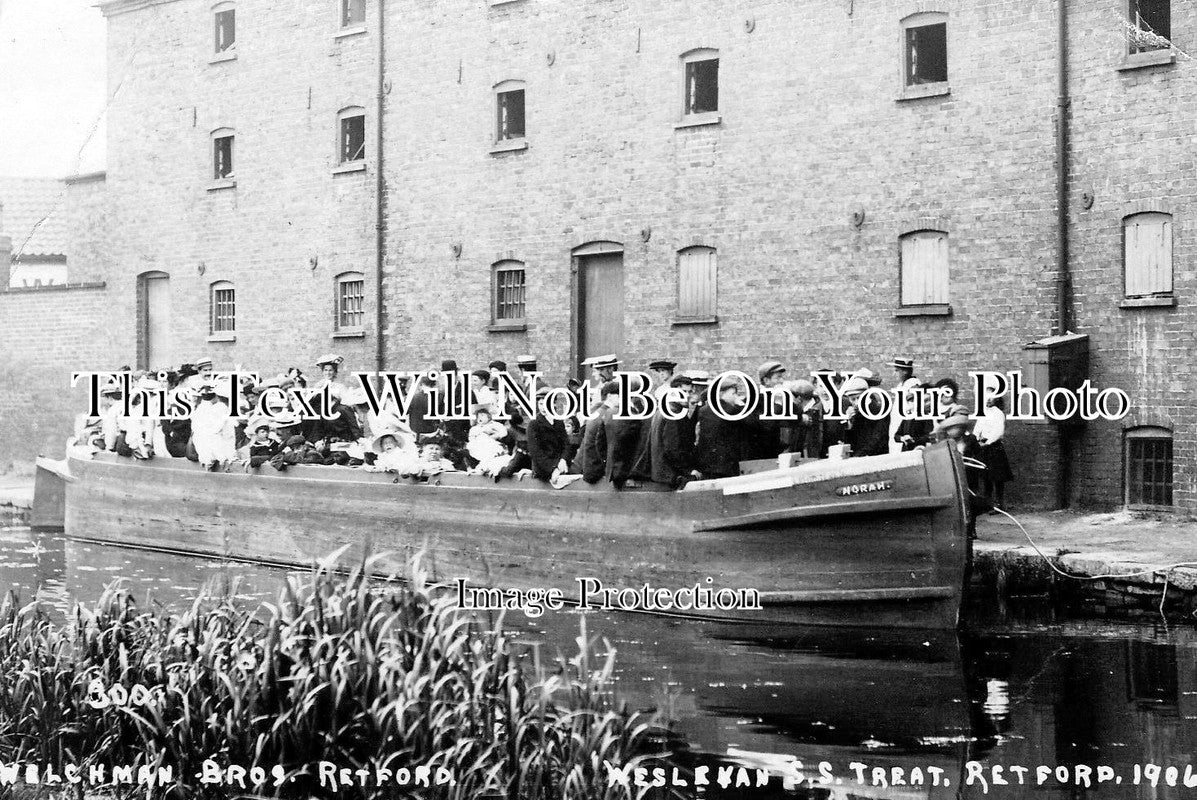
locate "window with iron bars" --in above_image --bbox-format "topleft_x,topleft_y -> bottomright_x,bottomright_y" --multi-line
492,262 -> 526,324
213,134 -> 234,180
210,282 -> 236,334
340,112 -> 365,163
337,274 -> 365,330
1126,428 -> 1173,507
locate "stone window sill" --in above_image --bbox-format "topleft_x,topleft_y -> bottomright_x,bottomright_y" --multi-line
897,82 -> 950,102
335,26 -> 367,40
207,179 -> 237,192
488,322 -> 527,333
672,315 -> 718,326
333,161 -> 367,175
209,50 -> 237,64
673,113 -> 721,130
207,333 -> 236,343
894,304 -> 952,317
333,329 -> 366,339
490,138 -> 528,154
1118,49 -> 1175,71
488,0 -> 524,6
1120,295 -> 1175,309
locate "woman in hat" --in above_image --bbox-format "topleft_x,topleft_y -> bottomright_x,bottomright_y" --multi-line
933,410 -> 984,495
368,426 -> 420,474
974,396 -> 1014,511
191,381 -> 239,470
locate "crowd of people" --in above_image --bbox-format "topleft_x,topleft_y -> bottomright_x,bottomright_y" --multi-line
73,352 -> 1013,506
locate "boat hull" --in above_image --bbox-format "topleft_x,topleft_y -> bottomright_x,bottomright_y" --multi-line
64,443 -> 970,629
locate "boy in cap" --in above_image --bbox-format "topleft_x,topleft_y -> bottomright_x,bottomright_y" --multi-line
741,361 -> 788,462
527,388 -> 569,483
246,417 -> 281,468
695,378 -> 747,479
650,374 -> 698,488
648,359 -> 677,400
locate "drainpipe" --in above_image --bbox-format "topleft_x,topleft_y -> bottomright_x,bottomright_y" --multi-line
1055,0 -> 1071,336
1055,0 -> 1072,509
374,0 -> 386,376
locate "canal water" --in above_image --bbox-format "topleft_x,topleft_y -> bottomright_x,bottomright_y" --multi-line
3,525 -> 1196,799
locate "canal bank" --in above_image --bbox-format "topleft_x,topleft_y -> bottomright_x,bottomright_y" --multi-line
973,509 -> 1197,621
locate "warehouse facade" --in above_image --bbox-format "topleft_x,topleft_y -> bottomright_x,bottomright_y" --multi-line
24,0 -> 1188,510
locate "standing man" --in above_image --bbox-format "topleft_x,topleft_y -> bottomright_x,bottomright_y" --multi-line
741,360 -> 787,462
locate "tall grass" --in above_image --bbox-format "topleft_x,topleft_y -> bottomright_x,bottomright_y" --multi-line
0,556 -> 668,799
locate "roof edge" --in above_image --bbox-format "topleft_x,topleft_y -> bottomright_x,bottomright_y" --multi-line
62,171 -> 107,185
98,0 -> 183,19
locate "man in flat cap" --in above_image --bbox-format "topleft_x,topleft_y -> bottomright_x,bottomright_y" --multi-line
740,360 -> 788,462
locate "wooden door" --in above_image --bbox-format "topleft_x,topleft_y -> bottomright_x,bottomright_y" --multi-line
579,252 -> 624,367
141,273 -> 172,369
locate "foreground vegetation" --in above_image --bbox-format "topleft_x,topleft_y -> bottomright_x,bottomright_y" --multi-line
0,555 -> 666,798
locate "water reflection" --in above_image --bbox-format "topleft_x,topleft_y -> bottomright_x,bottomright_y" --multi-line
3,528 -> 1196,798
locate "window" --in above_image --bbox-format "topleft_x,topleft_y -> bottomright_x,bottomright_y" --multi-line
212,129 -> 234,182
338,108 -> 366,164
1124,212 -> 1172,297
899,230 -> 949,307
495,83 -> 525,142
903,13 -> 948,87
214,5 -> 236,54
492,260 -> 526,327
336,272 -> 365,330
677,246 -> 717,321
1126,427 -> 1173,507
682,50 -> 719,116
210,281 -> 236,336
341,0 -> 365,27
1129,0 -> 1170,53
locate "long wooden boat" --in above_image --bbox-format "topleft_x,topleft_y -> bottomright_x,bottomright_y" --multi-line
50,441 -> 971,630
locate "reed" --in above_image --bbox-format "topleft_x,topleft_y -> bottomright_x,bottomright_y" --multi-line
0,556 -> 668,799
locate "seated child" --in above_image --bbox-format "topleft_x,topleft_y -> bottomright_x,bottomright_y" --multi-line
415,440 -> 457,477
191,384 -> 238,471
246,418 -> 281,468
466,405 -> 511,475
367,428 -> 420,474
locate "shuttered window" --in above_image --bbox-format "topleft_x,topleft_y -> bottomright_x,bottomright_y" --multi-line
677,246 -> 717,320
1124,212 -> 1173,297
210,282 -> 236,334
492,261 -> 526,324
899,230 -> 949,306
336,272 -> 365,330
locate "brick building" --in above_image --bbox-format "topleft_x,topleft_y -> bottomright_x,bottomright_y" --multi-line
2,0 -> 1187,511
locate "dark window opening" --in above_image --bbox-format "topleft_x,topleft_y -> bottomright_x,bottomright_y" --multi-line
1127,433 -> 1173,507
213,135 -> 234,180
906,23 -> 948,85
497,89 -> 525,141
494,264 -> 526,322
1130,0 -> 1171,53
215,8 -> 236,53
211,285 -> 236,334
1127,640 -> 1179,708
340,114 -> 365,162
685,58 -> 719,115
338,277 -> 365,329
342,0 -> 365,27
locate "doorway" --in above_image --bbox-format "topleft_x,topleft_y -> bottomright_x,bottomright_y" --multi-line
573,242 -> 624,378
138,271 -> 172,370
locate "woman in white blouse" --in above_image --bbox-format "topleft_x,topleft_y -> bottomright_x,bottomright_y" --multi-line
973,396 -> 1014,511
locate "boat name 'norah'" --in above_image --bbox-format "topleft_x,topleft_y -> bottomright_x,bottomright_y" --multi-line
455,578 -> 762,618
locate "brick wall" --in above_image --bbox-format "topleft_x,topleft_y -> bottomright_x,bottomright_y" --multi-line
88,0 -> 1196,511
102,0 -> 378,377
0,284 -> 115,468
1066,0 -> 1197,510
379,0 -> 1062,507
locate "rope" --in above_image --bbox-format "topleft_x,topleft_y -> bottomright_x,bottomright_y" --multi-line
991,506 -> 1197,582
